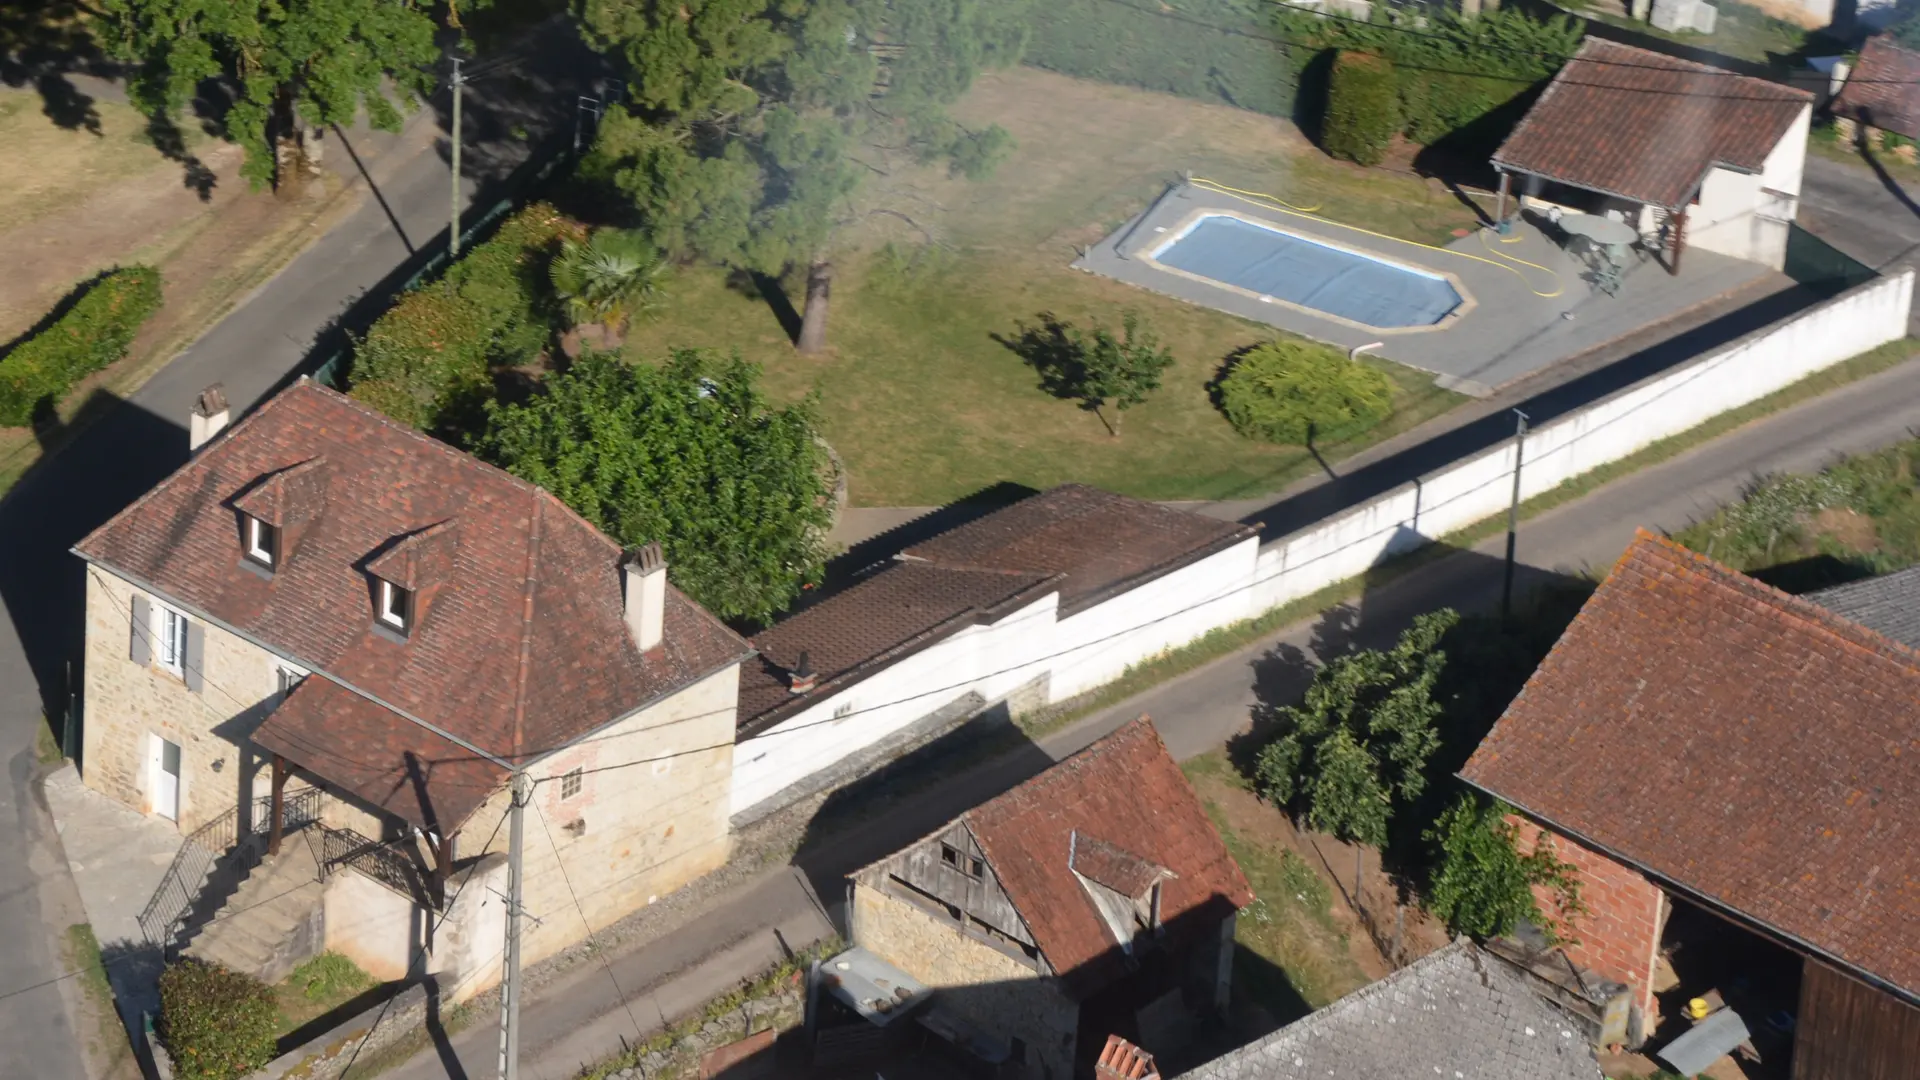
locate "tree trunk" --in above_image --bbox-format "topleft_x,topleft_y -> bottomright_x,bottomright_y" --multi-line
796,260 -> 832,354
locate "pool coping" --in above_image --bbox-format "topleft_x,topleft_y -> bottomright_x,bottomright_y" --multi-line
1131,206 -> 1477,335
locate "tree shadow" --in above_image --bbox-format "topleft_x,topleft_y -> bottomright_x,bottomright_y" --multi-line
143,110 -> 217,200
0,0 -> 119,135
1851,109 -> 1920,224
994,312 -> 1088,405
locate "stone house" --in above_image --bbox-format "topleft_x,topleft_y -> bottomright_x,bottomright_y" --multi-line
73,380 -> 751,997
1460,530 -> 1920,1078
1491,39 -> 1812,272
847,718 -> 1252,1080
1831,35 -> 1920,162
733,486 -> 1256,825
1170,939 -> 1602,1080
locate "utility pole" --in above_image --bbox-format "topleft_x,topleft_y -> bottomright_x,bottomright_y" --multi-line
497,769 -> 528,1080
1501,409 -> 1530,623
450,56 -> 465,260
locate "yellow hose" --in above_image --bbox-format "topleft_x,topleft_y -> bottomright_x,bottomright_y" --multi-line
1187,175 -> 1564,299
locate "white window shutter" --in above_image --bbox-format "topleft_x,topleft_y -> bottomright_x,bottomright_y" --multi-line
183,621 -> 205,694
129,594 -> 151,666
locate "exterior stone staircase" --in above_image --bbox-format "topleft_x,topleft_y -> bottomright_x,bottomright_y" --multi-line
183,834 -> 325,984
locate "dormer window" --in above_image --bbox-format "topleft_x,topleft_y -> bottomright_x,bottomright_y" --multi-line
377,579 -> 413,633
244,515 -> 278,567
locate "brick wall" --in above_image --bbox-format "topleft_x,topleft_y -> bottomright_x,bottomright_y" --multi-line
1512,817 -> 1667,1023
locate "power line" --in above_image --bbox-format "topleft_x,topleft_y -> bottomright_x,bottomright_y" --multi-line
530,796 -> 648,1047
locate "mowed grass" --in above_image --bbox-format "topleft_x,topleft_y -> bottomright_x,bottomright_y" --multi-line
619,67 -> 1478,506
0,90 -> 200,234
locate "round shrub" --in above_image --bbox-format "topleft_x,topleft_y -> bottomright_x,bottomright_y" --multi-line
1322,50 -> 1399,166
1218,340 -> 1394,446
158,958 -> 278,1080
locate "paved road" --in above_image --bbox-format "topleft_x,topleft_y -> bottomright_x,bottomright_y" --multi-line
0,22 -> 608,1079
1799,154 -> 1920,277
382,355 -> 1920,1079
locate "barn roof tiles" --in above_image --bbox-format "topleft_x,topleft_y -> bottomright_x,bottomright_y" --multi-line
1833,35 -> 1920,141
1461,530 -> 1920,999
1492,39 -> 1810,210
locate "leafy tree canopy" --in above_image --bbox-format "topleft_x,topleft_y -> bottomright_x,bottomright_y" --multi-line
1252,609 -> 1456,847
101,0 -> 446,188
1425,793 -> 1584,941
477,350 -> 835,623
1010,310 -> 1175,436
577,0 -> 1030,344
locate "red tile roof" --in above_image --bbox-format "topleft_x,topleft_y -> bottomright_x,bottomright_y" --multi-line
741,486 -> 1253,733
964,718 -> 1252,997
1833,36 -> 1920,141
1493,39 -> 1811,210
1461,531 -> 1920,999
76,381 -> 750,830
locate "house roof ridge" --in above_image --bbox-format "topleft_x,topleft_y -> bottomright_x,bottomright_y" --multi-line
509,489 -> 545,762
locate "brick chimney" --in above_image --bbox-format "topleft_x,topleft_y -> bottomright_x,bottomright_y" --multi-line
788,650 -> 816,695
623,542 -> 668,653
1096,1036 -> 1157,1080
189,384 -> 230,453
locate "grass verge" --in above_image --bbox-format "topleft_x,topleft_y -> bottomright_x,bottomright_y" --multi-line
275,952 -> 376,1036
63,923 -> 134,1076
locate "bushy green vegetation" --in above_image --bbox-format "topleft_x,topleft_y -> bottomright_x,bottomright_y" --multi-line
1008,310 -> 1176,436
158,959 -> 279,1080
1673,438 -> 1920,590
1218,339 -> 1394,445
1425,793 -> 1583,940
1024,0 -> 1298,117
1286,7 -> 1582,154
477,351 -> 834,624
0,266 -> 163,427
348,204 -> 580,434
1322,51 -> 1400,166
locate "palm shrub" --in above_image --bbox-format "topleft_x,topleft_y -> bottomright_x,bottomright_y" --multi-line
1322,51 -> 1399,166
157,958 -> 278,1080
1217,339 -> 1393,446
549,229 -> 668,331
0,266 -> 163,427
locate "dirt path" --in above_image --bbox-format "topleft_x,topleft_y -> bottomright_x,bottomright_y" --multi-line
0,141 -> 248,341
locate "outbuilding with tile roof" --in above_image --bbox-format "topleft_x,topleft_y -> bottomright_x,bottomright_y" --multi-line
1491,38 -> 1812,272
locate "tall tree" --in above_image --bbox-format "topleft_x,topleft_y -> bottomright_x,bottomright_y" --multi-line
577,0 -> 1029,352
476,350 -> 836,624
100,0 -> 443,189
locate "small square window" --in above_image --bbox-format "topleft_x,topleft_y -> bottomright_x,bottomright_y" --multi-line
377,579 -> 412,632
154,606 -> 188,676
560,768 -> 583,800
245,515 -> 278,567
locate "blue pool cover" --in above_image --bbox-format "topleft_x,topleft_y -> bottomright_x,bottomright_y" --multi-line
1152,214 -> 1461,328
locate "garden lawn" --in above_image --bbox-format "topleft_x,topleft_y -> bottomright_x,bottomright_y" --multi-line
1182,752 -> 1374,1018
0,90 -> 206,236
619,67 -> 1476,506
273,952 -> 375,1037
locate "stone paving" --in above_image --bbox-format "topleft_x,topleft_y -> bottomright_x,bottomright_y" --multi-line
1074,181 -> 1786,396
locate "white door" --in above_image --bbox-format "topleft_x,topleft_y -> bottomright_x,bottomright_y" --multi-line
152,737 -> 181,822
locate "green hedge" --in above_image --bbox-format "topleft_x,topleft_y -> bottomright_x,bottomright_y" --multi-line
1217,339 -> 1393,445
157,959 -> 278,1080
1323,51 -> 1399,166
348,204 -> 580,433
0,266 -> 163,427
1024,0 -> 1298,117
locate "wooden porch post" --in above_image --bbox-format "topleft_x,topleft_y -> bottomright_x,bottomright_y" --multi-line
1494,170 -> 1511,227
429,831 -> 455,907
268,754 -> 288,856
1670,204 -> 1689,276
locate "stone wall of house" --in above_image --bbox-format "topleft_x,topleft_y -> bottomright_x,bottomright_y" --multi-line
452,664 -> 741,992
1512,817 -> 1667,1030
80,568 -> 289,834
324,866 -> 423,983
851,883 -> 1079,1080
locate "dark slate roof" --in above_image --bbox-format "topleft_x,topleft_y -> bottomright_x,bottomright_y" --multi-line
740,486 -> 1253,734
76,381 -> 751,830
947,718 -> 1251,1000
1833,36 -> 1920,141
1462,531 -> 1920,999
1809,564 -> 1920,650
1176,941 -> 1602,1080
1493,39 -> 1810,209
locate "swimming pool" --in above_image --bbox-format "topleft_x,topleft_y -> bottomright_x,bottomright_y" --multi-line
1149,213 -> 1462,329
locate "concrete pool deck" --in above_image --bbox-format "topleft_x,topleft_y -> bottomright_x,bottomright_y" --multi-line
1074,181 -> 1785,396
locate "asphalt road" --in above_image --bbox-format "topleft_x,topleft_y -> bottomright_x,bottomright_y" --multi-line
1799,154 -> 1920,277
0,22 -> 608,1078
381,355 -> 1920,1080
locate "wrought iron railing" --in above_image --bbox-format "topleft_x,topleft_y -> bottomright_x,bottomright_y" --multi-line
317,826 -> 441,910
136,787 -> 322,950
